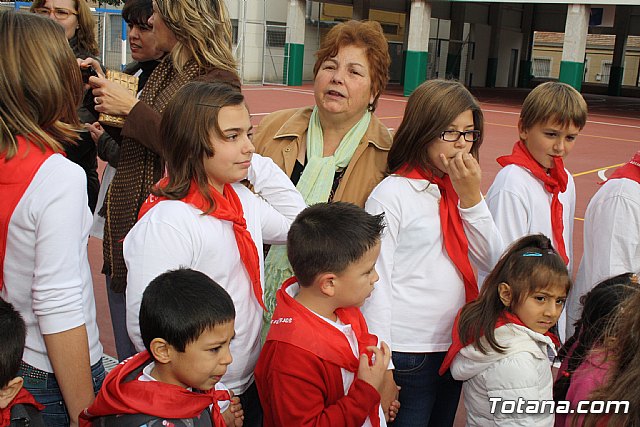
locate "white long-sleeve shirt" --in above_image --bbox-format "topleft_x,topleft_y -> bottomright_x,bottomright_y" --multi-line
2,154 -> 103,372
483,164 -> 576,278
567,177 -> 640,338
361,175 -> 504,353
124,154 -> 305,394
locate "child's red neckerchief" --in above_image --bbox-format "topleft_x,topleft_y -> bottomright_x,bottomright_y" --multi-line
497,140 -> 569,264
439,310 -> 560,375
79,351 -> 229,427
0,136 -> 56,291
266,277 -> 381,426
396,165 -> 479,303
605,151 -> 640,184
138,178 -> 265,310
0,387 -> 44,427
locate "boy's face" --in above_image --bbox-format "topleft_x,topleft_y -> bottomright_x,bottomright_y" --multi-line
165,321 -> 234,391
519,118 -> 580,170
333,241 -> 381,308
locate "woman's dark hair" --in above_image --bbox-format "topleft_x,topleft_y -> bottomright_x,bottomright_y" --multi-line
457,234 -> 571,354
554,273 -> 638,402
122,0 -> 153,27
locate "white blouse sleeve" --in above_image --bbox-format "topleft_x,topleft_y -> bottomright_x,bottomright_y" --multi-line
124,214 -> 196,351
32,161 -> 90,334
361,194 -> 399,349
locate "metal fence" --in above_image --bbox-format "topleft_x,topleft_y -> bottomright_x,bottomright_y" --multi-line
5,2 -> 129,70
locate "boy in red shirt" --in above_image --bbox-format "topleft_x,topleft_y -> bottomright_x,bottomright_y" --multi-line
80,269 -> 243,426
255,202 -> 397,427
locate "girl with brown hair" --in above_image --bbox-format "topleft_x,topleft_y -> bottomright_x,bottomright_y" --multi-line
0,11 -> 104,426
361,79 -> 504,426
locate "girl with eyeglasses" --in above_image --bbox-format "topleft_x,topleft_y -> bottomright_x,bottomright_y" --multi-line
361,79 -> 504,427
30,0 -> 98,59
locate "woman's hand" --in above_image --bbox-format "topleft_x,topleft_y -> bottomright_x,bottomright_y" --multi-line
89,76 -> 139,117
439,152 -> 482,208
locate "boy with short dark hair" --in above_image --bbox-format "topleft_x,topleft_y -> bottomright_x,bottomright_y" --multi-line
255,202 -> 395,426
0,298 -> 44,427
80,269 -> 243,427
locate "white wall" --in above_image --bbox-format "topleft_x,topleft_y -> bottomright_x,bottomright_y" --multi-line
496,29 -> 523,87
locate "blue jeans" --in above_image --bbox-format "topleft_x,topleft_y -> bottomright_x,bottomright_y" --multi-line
19,360 -> 105,426
391,351 -> 461,427
237,380 -> 263,427
105,275 -> 137,361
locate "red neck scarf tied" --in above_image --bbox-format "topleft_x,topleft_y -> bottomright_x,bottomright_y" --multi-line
439,310 -> 560,375
397,165 -> 479,303
606,151 -> 640,184
0,136 -> 56,291
497,140 -> 569,264
79,351 -> 229,427
139,178 -> 265,310
0,387 -> 44,427
266,277 -> 381,426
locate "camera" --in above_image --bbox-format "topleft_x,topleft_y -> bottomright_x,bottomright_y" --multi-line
81,66 -> 98,84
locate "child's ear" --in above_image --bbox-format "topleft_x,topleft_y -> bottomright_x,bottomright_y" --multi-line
316,272 -> 337,297
0,377 -> 23,409
150,338 -> 172,364
498,282 -> 513,307
517,119 -> 528,142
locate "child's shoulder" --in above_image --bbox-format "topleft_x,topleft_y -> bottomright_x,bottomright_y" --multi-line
369,173 -> 433,199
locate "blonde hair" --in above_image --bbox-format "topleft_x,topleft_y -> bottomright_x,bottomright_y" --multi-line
30,0 -> 99,56
0,10 -> 82,158
520,82 -> 588,131
155,0 -> 237,74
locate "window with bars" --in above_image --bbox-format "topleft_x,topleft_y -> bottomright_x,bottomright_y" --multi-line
532,57 -> 551,77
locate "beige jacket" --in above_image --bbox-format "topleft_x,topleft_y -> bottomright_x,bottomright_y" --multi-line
253,106 -> 392,207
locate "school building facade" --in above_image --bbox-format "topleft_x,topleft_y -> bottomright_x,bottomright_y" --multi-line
230,1 -> 640,97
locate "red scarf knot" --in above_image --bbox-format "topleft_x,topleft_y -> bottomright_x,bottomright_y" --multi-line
396,164 -> 479,303
79,351 -> 229,427
138,178 -> 265,310
497,140 -> 569,264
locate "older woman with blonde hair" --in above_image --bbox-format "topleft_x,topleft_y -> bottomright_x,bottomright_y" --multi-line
0,10 -> 104,427
80,0 -> 240,362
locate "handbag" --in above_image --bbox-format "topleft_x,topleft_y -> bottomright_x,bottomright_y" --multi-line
98,69 -> 139,128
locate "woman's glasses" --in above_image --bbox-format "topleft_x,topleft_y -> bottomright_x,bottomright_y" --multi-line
440,130 -> 481,143
33,7 -> 78,20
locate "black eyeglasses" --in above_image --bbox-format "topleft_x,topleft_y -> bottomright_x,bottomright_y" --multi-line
33,7 -> 78,20
440,130 -> 481,143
